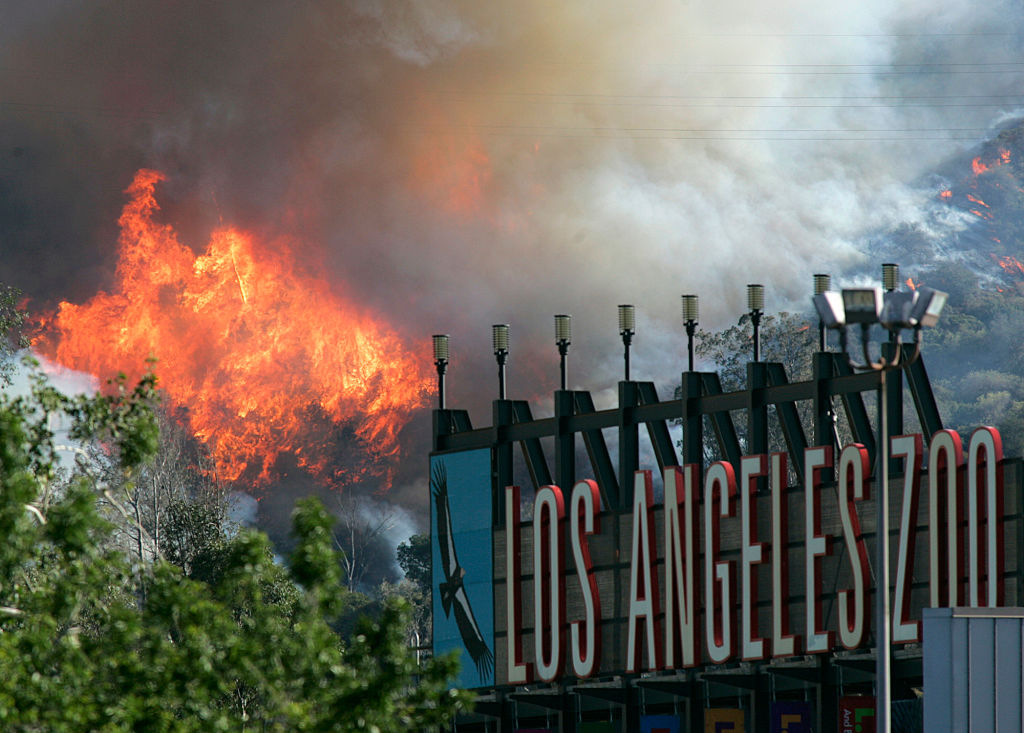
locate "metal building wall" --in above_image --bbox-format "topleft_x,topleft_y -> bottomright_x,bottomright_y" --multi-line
923,607 -> 1024,733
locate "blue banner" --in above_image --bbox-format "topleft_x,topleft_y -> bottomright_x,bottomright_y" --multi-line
770,701 -> 812,733
430,450 -> 495,689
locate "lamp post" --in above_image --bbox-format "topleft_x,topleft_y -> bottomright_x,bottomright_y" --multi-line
813,272 -> 947,733
748,284 -> 764,362
432,334 -> 449,409
814,274 -> 831,351
555,314 -> 571,390
682,294 -> 699,372
493,324 -> 509,400
619,304 -> 635,381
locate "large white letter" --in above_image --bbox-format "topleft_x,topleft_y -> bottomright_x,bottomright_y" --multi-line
968,427 -> 1004,607
664,465 -> 700,668
533,485 -> 565,682
505,485 -> 531,684
804,446 -> 832,653
837,444 -> 870,650
705,461 -> 737,664
929,430 -> 964,607
770,452 -> 799,657
569,479 -> 601,678
892,434 -> 923,644
627,471 -> 662,672
740,454 -> 767,661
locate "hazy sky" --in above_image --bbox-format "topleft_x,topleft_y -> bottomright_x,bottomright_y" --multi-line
2,0 -> 1022,511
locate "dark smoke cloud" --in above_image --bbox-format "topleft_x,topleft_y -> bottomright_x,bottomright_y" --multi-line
3,0 -> 1024,524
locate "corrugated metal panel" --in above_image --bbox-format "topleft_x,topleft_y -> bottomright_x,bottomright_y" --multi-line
924,607 -> 1024,733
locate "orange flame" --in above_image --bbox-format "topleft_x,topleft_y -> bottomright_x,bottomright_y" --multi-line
939,189 -> 952,199
994,253 -> 1024,277
966,193 -> 990,208
38,169 -> 433,491
906,277 -> 918,290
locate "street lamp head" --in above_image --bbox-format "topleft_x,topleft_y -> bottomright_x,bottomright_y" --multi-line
492,324 -> 509,355
841,288 -> 883,325
681,294 -> 699,323
882,263 -> 900,292
432,334 -> 450,363
747,283 -> 765,313
618,304 -> 635,335
555,314 -> 572,345
909,286 -> 948,328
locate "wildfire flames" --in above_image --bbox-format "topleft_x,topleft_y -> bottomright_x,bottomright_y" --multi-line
37,169 -> 433,491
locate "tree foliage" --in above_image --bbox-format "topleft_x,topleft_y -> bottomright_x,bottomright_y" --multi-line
0,366 -> 469,731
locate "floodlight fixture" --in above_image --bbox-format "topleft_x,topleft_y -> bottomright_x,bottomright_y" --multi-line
879,291 -> 916,331
682,294 -> 699,372
493,324 -> 509,400
909,286 -> 948,329
841,288 -> 884,325
618,304 -> 635,381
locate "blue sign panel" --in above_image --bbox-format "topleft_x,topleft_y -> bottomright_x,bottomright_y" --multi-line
430,450 -> 494,688
770,701 -> 812,733
641,714 -> 680,733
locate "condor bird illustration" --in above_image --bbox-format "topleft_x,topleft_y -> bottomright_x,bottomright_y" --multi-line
432,460 -> 494,680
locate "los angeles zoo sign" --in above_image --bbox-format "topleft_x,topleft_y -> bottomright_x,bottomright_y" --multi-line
431,427 -> 1022,688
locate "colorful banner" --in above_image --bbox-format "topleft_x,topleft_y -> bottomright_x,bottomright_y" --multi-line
430,450 -> 495,689
770,701 -> 812,733
705,708 -> 745,733
641,714 -> 680,733
839,696 -> 876,733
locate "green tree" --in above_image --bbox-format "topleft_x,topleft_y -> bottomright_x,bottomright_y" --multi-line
0,283 -> 28,387
0,365 -> 470,731
397,533 -> 430,594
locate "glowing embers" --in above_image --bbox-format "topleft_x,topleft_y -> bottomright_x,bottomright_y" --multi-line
40,169 -> 432,491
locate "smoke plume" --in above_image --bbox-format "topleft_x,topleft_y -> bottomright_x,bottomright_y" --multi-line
2,0 -> 1023,517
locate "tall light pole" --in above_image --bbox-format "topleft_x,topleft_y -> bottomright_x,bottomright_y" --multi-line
813,270 -> 947,733
432,334 -> 449,409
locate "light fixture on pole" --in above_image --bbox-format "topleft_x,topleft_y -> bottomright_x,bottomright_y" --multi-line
432,334 -> 449,409
814,274 -> 831,351
682,294 -> 699,372
555,314 -> 571,390
618,304 -> 635,381
748,283 -> 765,362
812,268 -> 948,733
493,324 -> 509,400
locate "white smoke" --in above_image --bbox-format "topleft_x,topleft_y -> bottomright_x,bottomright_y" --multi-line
2,0 -> 1022,514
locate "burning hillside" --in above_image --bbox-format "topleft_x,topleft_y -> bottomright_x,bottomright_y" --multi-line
35,169 -> 433,492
